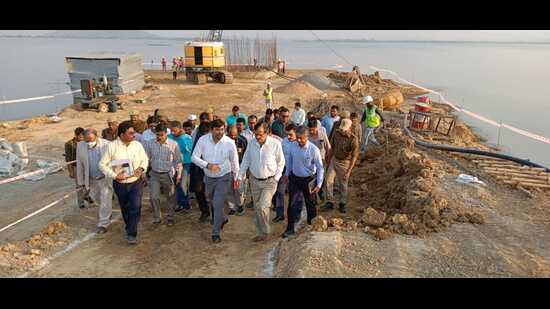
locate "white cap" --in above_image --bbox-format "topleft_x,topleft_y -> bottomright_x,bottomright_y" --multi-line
187,114 -> 197,121
363,95 -> 374,104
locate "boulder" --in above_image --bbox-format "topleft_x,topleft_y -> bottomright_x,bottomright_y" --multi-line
311,216 -> 328,232
362,207 -> 387,227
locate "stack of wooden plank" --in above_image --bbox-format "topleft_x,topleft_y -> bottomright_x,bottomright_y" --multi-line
471,157 -> 550,190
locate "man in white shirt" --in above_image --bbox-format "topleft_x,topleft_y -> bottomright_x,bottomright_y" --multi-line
290,102 -> 306,126
191,119 -> 240,243
99,121 -> 149,245
76,129 -> 112,234
237,122 -> 285,242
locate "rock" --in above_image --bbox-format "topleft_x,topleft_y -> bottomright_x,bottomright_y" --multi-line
466,212 -> 485,224
363,226 -> 371,234
328,218 -> 345,229
0,243 -> 18,252
362,207 -> 386,227
391,214 -> 408,225
360,184 -> 368,191
311,216 -> 328,232
345,220 -> 358,232
373,228 -> 391,240
30,249 -> 42,256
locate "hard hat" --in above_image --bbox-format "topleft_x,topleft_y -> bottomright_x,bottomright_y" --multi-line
363,95 -> 374,104
187,114 -> 197,121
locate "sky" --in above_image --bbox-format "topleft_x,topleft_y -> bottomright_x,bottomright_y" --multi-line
1,30 -> 550,42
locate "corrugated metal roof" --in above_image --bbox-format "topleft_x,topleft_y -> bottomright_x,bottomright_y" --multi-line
65,52 -> 142,61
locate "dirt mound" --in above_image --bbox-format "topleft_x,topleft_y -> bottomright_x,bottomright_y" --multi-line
297,73 -> 339,90
0,221 -> 69,272
274,80 -> 324,98
328,71 -> 428,98
374,89 -> 404,111
348,126 -> 485,238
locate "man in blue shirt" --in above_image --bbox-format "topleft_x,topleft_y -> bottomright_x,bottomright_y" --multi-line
226,105 -> 248,129
320,105 -> 341,136
169,120 -> 194,212
272,123 -> 304,223
281,126 -> 324,238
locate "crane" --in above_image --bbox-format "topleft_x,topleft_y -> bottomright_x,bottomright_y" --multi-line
207,30 -> 223,42
184,30 -> 233,84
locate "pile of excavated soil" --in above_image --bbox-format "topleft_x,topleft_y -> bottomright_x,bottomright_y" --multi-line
328,71 -> 427,98
348,126 -> 485,239
274,80 -> 324,98
305,121 -> 486,241
0,221 -> 69,272
297,73 -> 339,90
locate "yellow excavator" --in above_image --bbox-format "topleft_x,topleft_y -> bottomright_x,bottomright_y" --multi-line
184,30 -> 233,84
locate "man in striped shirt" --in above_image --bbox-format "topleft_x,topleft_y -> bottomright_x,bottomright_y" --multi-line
143,123 -> 183,226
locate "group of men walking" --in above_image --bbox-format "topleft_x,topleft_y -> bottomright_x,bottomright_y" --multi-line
64,94 -> 385,245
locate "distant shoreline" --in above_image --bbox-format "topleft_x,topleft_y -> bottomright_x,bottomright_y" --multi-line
1,35 -> 550,45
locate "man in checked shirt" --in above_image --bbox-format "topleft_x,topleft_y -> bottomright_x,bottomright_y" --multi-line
143,122 -> 184,226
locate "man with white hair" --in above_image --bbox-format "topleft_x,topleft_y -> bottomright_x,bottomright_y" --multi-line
322,119 -> 360,213
360,95 -> 385,154
76,128 -> 113,233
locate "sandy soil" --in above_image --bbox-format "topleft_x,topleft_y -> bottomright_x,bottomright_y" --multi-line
1,69 -> 549,277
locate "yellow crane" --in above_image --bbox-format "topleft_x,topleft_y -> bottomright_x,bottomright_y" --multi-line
184,30 -> 233,84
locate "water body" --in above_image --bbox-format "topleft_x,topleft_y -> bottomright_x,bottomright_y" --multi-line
0,37 -> 549,166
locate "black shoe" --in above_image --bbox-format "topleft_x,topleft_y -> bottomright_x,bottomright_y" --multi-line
78,204 -> 86,209
272,216 -> 285,223
221,219 -> 229,230
175,206 -> 189,213
321,202 -> 334,211
212,235 -> 222,243
245,202 -> 254,209
228,209 -> 237,216
167,219 -> 175,226
338,203 -> 346,213
235,206 -> 245,216
199,213 -> 210,223
281,230 -> 295,239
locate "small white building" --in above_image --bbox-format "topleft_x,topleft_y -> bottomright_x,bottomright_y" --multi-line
65,52 -> 145,101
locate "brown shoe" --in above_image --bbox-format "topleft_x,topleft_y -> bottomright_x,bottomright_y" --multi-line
252,235 -> 268,242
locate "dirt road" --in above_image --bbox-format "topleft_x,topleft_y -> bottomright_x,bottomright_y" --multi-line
2,70 -> 549,277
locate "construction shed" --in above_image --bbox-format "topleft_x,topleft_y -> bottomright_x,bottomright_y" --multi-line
65,52 -> 145,100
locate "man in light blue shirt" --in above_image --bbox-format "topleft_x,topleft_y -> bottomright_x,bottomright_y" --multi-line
226,105 -> 248,129
320,105 -> 341,136
281,126 -> 324,238
169,120 -> 194,212
272,123 -> 304,223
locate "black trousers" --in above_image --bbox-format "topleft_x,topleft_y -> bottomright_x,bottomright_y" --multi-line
286,173 -> 317,233
113,178 -> 144,237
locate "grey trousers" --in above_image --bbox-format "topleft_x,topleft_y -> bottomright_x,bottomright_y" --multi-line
325,159 -> 350,204
361,126 -> 379,152
149,171 -> 176,222
250,176 -> 278,236
205,173 -> 232,236
89,178 -> 113,228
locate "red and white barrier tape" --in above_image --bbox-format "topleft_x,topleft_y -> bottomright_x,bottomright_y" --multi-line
369,65 -> 550,146
0,160 -> 75,186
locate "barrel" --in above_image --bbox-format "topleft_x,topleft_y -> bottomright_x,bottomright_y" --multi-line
415,103 -> 432,113
108,100 -> 118,113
